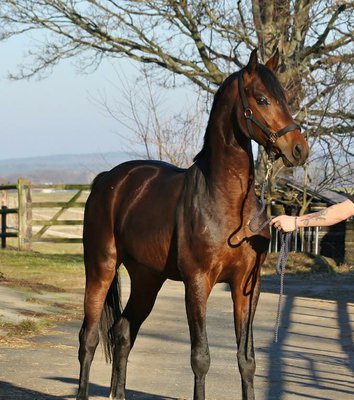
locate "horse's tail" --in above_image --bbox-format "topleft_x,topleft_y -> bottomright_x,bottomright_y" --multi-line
100,268 -> 123,363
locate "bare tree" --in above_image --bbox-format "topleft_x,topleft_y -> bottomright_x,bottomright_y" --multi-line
1,1 -> 353,176
97,68 -> 205,167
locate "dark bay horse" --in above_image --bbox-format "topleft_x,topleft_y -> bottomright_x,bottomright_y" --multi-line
77,49 -> 309,400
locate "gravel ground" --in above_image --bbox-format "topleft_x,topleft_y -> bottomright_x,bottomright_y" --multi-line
0,274 -> 353,400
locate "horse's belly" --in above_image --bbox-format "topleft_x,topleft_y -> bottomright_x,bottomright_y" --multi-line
116,191 -> 180,274
120,225 -> 175,272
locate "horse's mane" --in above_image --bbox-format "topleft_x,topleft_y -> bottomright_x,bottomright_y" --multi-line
193,71 -> 239,163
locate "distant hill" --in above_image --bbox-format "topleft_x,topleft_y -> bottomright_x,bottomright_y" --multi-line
0,151 -> 135,184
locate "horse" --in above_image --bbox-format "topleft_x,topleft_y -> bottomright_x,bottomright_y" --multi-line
77,49 -> 309,400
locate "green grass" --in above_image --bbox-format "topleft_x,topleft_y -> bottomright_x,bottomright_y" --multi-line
0,249 -> 85,291
1,318 -> 55,337
25,297 -> 41,303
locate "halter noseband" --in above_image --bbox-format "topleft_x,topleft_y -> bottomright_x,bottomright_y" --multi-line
238,70 -> 300,155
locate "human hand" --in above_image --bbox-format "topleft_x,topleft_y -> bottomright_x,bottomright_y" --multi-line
269,215 -> 297,232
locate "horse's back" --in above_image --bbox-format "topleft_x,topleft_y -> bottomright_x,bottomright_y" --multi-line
85,160 -> 186,274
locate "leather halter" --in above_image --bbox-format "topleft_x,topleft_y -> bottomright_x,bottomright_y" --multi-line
238,70 -> 300,155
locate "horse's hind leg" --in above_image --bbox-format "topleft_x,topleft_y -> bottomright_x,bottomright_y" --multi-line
109,267 -> 165,400
77,237 -> 118,400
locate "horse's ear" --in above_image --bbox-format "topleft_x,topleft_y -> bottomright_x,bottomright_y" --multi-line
265,48 -> 280,72
246,49 -> 258,73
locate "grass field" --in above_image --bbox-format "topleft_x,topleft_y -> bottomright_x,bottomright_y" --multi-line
0,249 -> 85,292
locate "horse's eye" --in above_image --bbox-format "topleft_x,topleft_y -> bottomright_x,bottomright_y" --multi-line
256,96 -> 270,105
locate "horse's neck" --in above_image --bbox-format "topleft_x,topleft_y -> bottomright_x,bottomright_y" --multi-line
197,90 -> 256,205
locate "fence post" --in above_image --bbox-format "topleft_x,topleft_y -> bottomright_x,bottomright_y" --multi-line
18,178 -> 32,251
345,219 -> 354,266
1,205 -> 7,249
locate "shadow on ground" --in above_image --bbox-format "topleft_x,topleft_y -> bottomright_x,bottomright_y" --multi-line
0,378 -> 177,399
261,275 -> 354,400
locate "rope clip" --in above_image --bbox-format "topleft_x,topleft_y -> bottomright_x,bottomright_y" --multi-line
265,159 -> 273,181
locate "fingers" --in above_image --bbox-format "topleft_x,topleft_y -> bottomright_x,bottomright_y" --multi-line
269,216 -> 284,231
274,223 -> 283,231
269,216 -> 279,226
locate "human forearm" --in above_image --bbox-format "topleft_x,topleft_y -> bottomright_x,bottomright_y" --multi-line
297,200 -> 354,228
270,199 -> 354,232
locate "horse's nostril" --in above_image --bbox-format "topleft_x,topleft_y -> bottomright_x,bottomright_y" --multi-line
293,143 -> 303,160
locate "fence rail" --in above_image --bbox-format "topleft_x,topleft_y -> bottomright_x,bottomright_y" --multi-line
0,179 -> 89,250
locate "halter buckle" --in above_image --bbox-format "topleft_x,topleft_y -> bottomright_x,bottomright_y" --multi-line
269,133 -> 277,143
244,108 -> 253,119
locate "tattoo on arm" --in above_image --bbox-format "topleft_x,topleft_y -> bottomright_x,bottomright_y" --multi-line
303,219 -> 310,226
314,209 -> 328,221
303,209 -> 328,227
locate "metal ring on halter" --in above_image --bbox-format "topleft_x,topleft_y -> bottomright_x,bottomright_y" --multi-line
244,108 -> 253,119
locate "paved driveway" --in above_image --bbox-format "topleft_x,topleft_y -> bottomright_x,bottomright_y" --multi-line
0,275 -> 353,399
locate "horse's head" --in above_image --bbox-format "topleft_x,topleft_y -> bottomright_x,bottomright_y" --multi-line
236,49 -> 309,166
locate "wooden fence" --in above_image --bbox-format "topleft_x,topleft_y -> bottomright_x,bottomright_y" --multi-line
0,179 -> 90,250
0,182 -> 18,248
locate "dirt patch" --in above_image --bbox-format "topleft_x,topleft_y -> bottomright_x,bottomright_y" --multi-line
0,272 -> 65,293
0,283 -> 82,345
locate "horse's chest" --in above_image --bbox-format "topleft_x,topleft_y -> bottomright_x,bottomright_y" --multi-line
179,221 -> 257,266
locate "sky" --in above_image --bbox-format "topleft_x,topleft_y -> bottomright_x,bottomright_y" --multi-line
0,35 -> 195,162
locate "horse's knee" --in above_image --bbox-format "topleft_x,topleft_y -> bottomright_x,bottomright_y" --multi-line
191,344 -> 211,378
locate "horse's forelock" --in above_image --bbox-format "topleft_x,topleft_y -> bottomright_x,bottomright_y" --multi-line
256,64 -> 287,104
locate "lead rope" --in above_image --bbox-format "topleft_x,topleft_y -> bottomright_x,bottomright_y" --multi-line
248,160 -> 295,343
248,159 -> 273,232
273,231 -> 292,342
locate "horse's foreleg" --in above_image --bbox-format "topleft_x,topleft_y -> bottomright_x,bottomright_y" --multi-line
231,267 -> 261,400
184,276 -> 212,400
109,270 -> 165,400
77,246 -> 117,400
